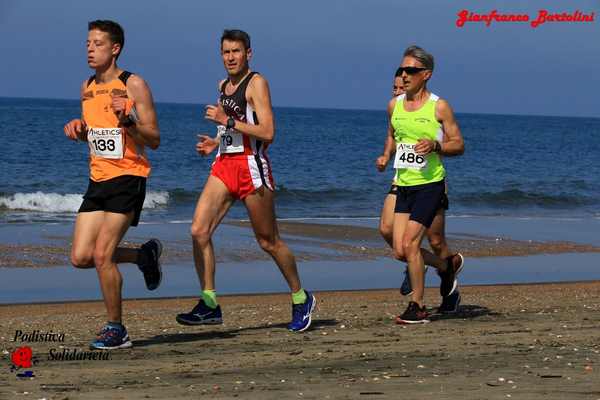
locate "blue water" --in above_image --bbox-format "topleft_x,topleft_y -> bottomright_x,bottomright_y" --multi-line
1,97 -> 599,223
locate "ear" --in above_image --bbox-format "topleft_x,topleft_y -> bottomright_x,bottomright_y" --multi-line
246,47 -> 253,61
423,70 -> 432,82
112,43 -> 121,58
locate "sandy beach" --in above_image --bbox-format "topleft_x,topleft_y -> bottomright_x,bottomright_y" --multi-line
2,282 -> 600,399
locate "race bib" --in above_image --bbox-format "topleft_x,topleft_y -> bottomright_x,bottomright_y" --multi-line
394,142 -> 427,170
217,125 -> 244,154
87,127 -> 124,159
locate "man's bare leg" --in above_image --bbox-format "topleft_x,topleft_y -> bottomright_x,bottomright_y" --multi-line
175,176 -> 233,326
244,187 -> 301,292
379,193 -> 396,246
93,211 -> 135,323
71,211 -> 145,269
244,186 -> 316,332
190,176 -> 235,291
427,210 -> 450,259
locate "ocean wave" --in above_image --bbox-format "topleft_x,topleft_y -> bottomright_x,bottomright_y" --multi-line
0,191 -> 169,213
456,189 -> 597,207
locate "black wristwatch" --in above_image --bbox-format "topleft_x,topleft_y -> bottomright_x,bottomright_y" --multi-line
226,116 -> 236,130
120,115 -> 136,128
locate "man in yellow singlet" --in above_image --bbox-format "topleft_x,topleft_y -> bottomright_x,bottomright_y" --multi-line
377,66 -> 463,314
384,46 -> 465,324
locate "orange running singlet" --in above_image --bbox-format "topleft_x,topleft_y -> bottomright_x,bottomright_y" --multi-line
82,71 -> 151,182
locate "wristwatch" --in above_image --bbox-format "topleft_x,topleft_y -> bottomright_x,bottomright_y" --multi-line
120,114 -> 136,128
226,116 -> 236,130
433,141 -> 441,153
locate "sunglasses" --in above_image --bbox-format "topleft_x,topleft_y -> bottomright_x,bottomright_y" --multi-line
398,67 -> 428,75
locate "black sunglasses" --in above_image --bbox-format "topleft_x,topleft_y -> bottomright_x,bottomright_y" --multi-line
398,67 -> 428,75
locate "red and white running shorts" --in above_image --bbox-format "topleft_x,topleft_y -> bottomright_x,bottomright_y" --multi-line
210,154 -> 275,199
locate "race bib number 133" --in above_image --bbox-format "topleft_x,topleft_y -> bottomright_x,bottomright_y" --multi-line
88,127 -> 124,159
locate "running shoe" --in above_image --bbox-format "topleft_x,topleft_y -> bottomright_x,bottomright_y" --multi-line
287,291 -> 316,332
138,239 -> 163,291
90,324 -> 132,350
395,301 -> 430,324
438,290 -> 461,314
176,299 -> 223,325
400,265 -> 429,296
438,253 -> 464,297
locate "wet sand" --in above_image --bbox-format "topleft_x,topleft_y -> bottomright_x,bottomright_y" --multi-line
2,220 -> 600,268
2,282 -> 600,399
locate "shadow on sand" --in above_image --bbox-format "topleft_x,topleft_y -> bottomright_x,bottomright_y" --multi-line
133,318 -> 338,348
429,304 -> 498,321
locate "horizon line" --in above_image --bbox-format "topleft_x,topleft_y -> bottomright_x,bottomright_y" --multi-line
1,95 -> 598,120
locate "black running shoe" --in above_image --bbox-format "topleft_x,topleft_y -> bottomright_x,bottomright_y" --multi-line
438,253 -> 464,297
176,299 -> 223,326
395,301 -> 430,324
138,239 -> 163,291
438,290 -> 461,314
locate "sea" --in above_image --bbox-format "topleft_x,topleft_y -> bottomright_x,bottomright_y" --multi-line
2,97 -> 600,303
1,96 -> 599,224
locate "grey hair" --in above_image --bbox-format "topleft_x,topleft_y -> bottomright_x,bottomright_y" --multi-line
403,45 -> 434,72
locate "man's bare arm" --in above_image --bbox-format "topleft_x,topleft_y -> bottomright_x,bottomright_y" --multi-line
435,99 -> 464,156
376,98 -> 398,171
125,75 -> 160,149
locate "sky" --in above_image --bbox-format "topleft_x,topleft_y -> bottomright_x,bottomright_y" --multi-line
1,0 -> 599,117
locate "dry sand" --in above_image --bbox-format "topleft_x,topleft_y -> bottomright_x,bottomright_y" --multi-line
2,282 -> 600,399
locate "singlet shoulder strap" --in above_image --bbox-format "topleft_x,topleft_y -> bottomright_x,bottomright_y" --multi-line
238,71 -> 258,92
118,70 -> 133,86
220,79 -> 229,93
87,75 -> 96,87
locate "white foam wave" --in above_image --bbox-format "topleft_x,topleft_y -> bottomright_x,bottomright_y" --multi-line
0,191 -> 169,213
143,191 -> 170,209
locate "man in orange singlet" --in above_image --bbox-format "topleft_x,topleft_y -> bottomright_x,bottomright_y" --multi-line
63,20 -> 162,349
175,29 -> 316,332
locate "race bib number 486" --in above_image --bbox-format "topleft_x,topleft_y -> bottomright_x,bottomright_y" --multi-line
88,127 -> 124,159
394,142 -> 427,170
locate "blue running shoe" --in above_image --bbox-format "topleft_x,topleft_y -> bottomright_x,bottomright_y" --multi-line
400,265 -> 428,296
287,291 -> 316,332
90,324 -> 132,350
176,299 -> 223,325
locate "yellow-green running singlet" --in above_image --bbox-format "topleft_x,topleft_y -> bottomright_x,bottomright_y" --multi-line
391,93 -> 445,186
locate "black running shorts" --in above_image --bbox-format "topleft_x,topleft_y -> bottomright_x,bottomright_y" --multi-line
393,180 -> 446,228
388,183 -> 449,211
78,175 -> 146,227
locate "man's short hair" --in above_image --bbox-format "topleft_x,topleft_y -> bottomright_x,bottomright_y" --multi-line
88,20 -> 125,59
221,29 -> 251,50
403,45 -> 434,72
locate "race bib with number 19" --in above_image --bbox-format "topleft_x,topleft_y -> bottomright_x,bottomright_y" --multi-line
87,127 -> 124,159
394,142 -> 427,170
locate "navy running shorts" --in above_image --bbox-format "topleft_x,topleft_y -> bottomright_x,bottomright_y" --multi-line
393,180 -> 446,228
